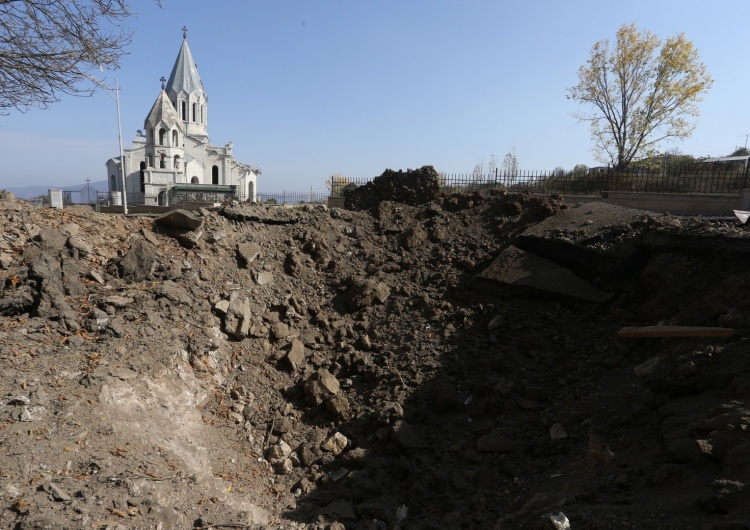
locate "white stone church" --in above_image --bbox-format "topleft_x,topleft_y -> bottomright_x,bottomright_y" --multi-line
106,30 -> 259,206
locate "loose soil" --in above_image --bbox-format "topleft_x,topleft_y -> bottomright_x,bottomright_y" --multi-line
2,187 -> 750,530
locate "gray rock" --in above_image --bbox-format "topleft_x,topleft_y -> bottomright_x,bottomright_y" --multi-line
549,423 -> 568,440
41,482 -> 71,502
214,299 -> 230,315
175,229 -> 203,249
270,321 -> 290,341
284,339 -> 306,371
60,222 -> 80,237
345,279 -> 390,311
141,228 -> 161,246
255,271 -> 274,286
118,239 -> 158,282
225,296 -> 251,339
325,394 -> 351,420
36,226 -> 67,251
104,295 -> 133,308
153,280 -> 193,304
303,369 -> 340,405
67,236 -> 92,257
237,242 -> 261,267
0,252 -> 12,269
321,432 -> 348,455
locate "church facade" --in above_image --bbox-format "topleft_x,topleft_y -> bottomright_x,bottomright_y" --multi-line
106,31 -> 259,205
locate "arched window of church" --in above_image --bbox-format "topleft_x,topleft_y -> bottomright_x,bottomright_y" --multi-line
200,105 -> 204,124
160,154 -> 167,169
191,176 -> 199,184
147,155 -> 153,168
174,155 -> 181,169
159,128 -> 167,145
172,130 -> 178,146
192,103 -> 196,122
181,101 -> 186,120
212,165 -> 219,185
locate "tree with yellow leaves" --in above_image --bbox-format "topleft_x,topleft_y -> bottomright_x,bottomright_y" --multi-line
567,23 -> 713,170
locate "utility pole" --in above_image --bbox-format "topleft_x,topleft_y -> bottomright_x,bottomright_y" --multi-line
86,75 -> 128,214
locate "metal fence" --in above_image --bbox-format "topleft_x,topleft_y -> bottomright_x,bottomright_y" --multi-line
40,160 -> 750,209
253,191 -> 328,204
330,161 -> 750,197
55,189 -> 329,207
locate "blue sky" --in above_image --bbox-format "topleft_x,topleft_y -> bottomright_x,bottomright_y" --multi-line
0,0 -> 748,192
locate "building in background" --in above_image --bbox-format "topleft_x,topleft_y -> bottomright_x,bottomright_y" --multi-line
106,30 -> 259,206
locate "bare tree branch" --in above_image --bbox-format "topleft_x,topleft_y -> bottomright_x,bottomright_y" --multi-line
0,0 -> 163,114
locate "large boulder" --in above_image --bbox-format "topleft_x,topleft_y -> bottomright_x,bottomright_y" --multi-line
344,165 -> 440,211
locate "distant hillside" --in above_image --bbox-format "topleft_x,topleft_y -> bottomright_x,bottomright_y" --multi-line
1,180 -> 109,200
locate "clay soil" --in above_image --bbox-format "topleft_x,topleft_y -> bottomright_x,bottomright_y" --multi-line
2,189 -> 750,530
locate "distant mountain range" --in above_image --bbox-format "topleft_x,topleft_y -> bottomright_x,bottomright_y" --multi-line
1,180 -> 109,200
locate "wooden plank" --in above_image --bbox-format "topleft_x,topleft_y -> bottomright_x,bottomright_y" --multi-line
617,325 -> 736,338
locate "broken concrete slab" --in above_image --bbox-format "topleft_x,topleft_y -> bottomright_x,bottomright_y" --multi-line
477,245 -> 612,303
516,202 -> 654,275
154,209 -> 203,230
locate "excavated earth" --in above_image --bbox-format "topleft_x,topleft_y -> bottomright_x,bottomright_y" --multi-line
2,188 -> 750,530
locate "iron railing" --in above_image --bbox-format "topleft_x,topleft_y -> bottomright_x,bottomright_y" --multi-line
54,189 -> 329,207
330,161 -> 750,197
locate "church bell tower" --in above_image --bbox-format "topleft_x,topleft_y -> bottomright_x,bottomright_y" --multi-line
165,27 -> 208,140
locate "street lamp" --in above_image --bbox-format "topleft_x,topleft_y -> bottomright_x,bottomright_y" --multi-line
87,75 -> 128,214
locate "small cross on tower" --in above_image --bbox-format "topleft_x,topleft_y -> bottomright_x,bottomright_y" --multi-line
160,76 -> 166,90
182,26 -> 188,39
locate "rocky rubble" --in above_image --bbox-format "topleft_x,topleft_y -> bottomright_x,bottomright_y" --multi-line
1,186 -> 750,529
344,166 -> 441,211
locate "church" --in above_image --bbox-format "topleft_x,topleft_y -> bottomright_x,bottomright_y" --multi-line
105,29 -> 259,206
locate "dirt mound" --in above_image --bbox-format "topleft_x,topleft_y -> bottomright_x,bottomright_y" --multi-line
1,189 -> 750,529
344,165 -> 441,211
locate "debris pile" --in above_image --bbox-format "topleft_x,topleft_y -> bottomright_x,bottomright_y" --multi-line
344,165 -> 441,211
1,187 -> 750,529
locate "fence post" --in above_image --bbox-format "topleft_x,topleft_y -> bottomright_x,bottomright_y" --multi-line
606,167 -> 610,191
